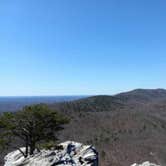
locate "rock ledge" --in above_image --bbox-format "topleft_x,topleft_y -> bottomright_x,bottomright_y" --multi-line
4,141 -> 98,166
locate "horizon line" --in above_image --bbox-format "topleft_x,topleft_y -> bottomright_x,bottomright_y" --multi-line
0,88 -> 166,97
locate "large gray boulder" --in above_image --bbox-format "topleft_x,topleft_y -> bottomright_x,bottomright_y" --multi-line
4,141 -> 98,166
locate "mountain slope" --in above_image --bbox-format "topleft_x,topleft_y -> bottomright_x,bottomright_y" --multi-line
52,95 -> 127,112
52,89 -> 166,113
49,89 -> 166,166
115,89 -> 166,104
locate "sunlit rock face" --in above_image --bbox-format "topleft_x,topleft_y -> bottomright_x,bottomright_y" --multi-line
4,141 -> 98,166
131,161 -> 160,166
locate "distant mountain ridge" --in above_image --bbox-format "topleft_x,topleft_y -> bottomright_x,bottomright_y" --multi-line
115,88 -> 166,104
53,95 -> 126,112
1,89 -> 166,113
52,89 -> 166,112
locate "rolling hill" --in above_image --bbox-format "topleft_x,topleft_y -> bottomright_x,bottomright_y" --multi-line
50,89 -> 166,166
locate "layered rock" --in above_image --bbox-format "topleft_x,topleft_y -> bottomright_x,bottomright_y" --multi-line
4,141 -> 98,166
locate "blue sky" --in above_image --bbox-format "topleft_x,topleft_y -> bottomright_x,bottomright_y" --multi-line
0,0 -> 166,96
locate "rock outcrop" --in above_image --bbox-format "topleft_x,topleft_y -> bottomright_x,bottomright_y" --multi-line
4,141 -> 98,166
131,161 -> 160,166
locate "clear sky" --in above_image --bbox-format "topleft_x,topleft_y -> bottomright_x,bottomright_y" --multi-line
0,0 -> 166,96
